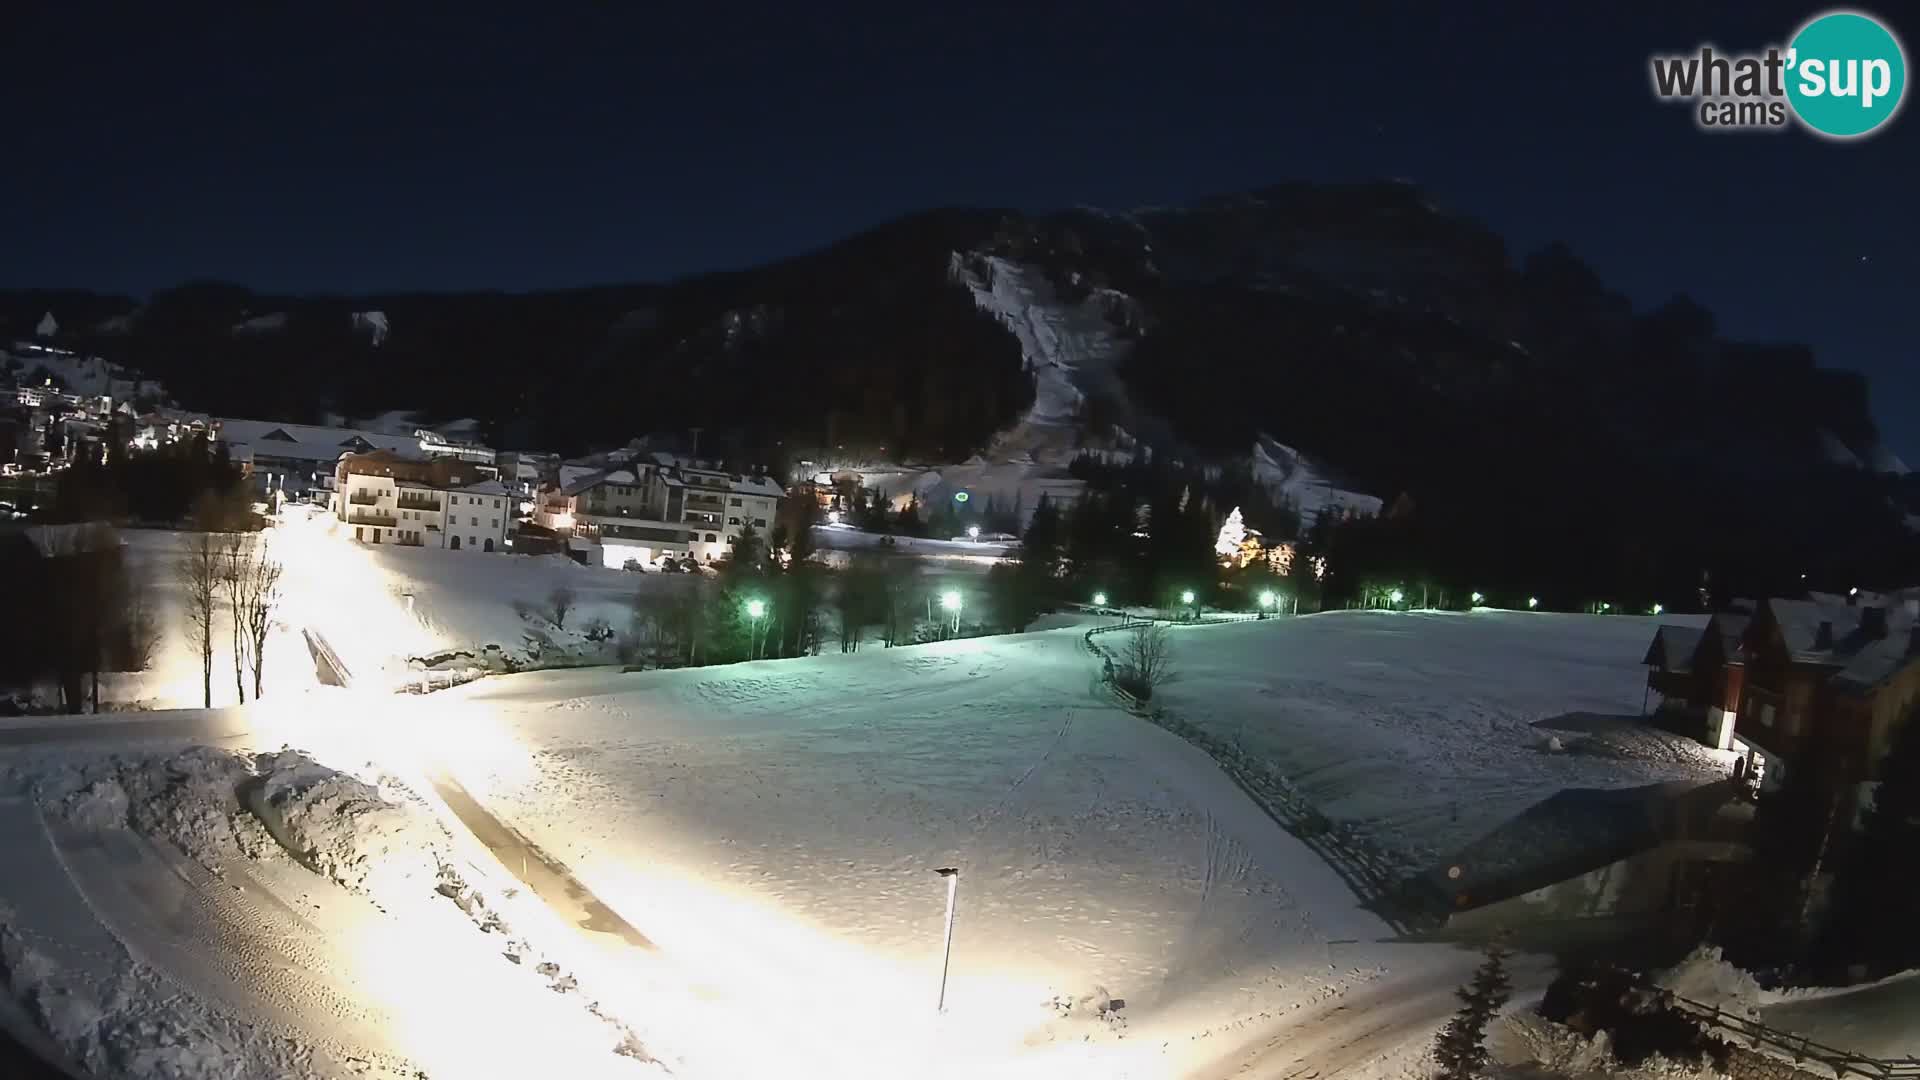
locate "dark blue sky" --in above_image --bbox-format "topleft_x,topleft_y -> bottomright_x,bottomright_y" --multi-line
4,3 -> 1915,456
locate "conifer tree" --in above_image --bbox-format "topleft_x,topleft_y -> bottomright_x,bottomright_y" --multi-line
1433,943 -> 1511,1080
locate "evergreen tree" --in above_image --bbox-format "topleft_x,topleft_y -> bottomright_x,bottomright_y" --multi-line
1007,495 -> 1063,629
894,495 -> 926,537
855,493 -> 891,533
1433,944 -> 1512,1080
1824,709 -> 1920,975
1214,506 -> 1247,563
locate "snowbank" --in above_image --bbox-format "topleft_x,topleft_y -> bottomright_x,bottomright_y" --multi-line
1653,945 -> 1763,1021
9,746 -> 664,1078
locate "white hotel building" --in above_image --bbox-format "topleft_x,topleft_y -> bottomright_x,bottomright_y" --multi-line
332,450 -> 512,552
533,453 -> 782,568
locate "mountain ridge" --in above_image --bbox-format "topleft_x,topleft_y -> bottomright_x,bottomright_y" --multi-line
5,180 -> 1915,594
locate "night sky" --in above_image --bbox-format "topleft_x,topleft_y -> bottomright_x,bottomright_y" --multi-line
4,3 -> 1915,456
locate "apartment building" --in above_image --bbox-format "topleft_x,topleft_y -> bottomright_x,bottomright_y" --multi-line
533,453 -> 782,568
333,450 -> 511,552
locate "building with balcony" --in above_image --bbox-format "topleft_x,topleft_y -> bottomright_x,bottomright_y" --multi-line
1644,592 -> 1920,806
532,453 -> 782,569
333,450 -> 510,552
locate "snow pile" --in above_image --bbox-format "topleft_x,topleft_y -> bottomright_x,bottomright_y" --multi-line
1494,1012 -> 1722,1080
13,746 -> 664,1076
247,750 -> 443,898
46,747 -> 280,870
1653,945 -> 1763,1021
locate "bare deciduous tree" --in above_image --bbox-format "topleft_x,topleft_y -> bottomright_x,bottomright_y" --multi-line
222,534 -> 284,701
1115,624 -> 1175,700
178,531 -> 221,709
623,592 -> 683,670
548,586 -> 576,629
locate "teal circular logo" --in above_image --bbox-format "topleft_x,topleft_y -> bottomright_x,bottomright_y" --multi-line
1786,11 -> 1907,138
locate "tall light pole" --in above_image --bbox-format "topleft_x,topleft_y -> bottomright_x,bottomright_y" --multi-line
940,589 -> 962,637
746,598 -> 767,659
934,867 -> 959,1013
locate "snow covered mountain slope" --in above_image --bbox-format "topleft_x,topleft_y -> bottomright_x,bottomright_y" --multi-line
1252,435 -> 1383,523
2,344 -> 167,403
949,252 -> 1139,464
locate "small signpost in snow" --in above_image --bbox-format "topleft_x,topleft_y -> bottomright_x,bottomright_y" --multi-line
934,867 -> 960,1012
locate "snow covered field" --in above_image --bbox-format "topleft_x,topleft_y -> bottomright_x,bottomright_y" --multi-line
0,595 -> 1754,1077
1151,612 -> 1734,871
421,627 -> 1463,1078
72,513 -> 680,710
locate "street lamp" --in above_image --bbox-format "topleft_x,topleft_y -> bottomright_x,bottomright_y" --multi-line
933,867 -> 960,1012
1527,597 -> 1539,609
1092,591 -> 1108,607
1652,603 -> 1664,615
1258,590 -> 1276,619
1389,588 -> 1404,606
1470,591 -> 1485,605
745,598 -> 767,659
966,525 -> 980,540
940,589 -> 962,636
1598,601 -> 1611,613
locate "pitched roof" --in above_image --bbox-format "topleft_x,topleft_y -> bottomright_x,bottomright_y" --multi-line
1830,634 -> 1920,692
1696,612 -> 1750,664
457,479 -> 509,497
559,470 -> 611,496
1643,625 -> 1703,673
215,417 -> 417,464
1760,596 -> 1920,692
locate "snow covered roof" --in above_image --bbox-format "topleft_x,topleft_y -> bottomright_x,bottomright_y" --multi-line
1768,598 -> 1885,660
216,418 -> 417,462
1702,612 -> 1750,659
457,479 -> 510,497
557,463 -> 600,488
731,474 -> 783,498
1759,597 -> 1920,692
559,470 -> 613,496
1642,625 -> 1703,673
